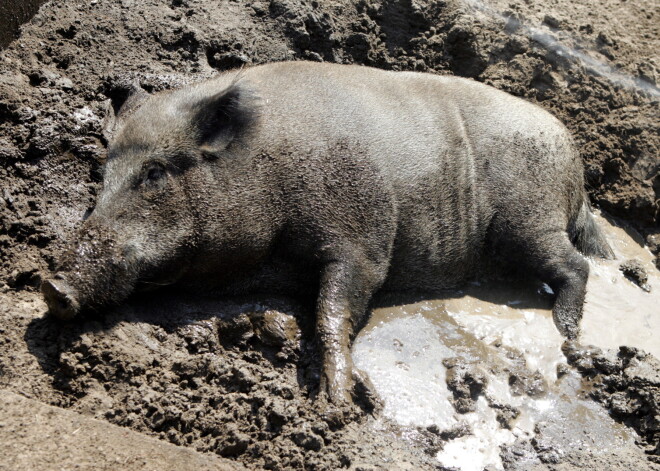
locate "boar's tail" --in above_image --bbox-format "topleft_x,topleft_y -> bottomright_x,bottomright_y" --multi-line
569,198 -> 615,259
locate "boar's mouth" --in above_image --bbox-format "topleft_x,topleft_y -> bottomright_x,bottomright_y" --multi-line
41,220 -> 195,320
134,261 -> 191,292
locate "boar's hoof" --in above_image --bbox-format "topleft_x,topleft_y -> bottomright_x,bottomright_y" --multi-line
41,278 -> 80,320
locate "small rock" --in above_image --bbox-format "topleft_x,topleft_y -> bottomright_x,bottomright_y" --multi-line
542,15 -> 561,29
443,358 -> 488,413
619,259 -> 651,292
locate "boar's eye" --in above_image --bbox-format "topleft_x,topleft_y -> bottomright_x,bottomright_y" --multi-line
140,163 -> 167,188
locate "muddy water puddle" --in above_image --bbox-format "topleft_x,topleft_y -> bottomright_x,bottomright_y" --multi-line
581,215 -> 659,355
352,215 -> 657,470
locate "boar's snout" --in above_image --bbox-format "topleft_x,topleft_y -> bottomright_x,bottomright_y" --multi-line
41,276 -> 80,320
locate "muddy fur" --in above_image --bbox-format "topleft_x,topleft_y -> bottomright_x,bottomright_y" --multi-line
43,61 -> 612,404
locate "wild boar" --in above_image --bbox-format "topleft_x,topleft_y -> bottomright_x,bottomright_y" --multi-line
42,61 -> 613,404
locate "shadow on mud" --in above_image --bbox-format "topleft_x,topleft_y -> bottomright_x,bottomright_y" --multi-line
25,290 -> 319,391
24,277 -> 552,397
371,278 -> 554,312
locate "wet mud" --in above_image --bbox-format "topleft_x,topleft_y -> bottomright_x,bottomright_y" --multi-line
15,295 -> 445,470
0,0 -> 659,470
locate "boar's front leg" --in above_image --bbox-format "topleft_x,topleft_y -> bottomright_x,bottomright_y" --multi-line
316,251 -> 385,405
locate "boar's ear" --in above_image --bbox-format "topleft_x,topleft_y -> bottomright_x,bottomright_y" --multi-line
102,80 -> 150,143
191,82 -> 258,156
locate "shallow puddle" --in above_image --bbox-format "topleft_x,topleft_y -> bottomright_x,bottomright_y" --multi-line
352,214 -> 657,470
581,215 -> 659,355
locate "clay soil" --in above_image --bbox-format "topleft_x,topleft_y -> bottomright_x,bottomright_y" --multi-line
0,0 -> 658,470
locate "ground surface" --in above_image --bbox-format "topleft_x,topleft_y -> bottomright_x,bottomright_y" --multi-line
0,389 -> 243,471
0,0 -> 658,470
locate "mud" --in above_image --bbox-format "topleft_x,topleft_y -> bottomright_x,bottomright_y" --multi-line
563,343 -> 660,459
351,216 -> 660,470
0,0 -> 659,470
0,389 -> 243,471
10,294 -> 445,470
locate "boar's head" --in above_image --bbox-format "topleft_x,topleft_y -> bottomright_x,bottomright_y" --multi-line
42,79 -> 261,319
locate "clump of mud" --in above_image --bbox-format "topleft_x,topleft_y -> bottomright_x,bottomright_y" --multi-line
619,258 -> 652,292
564,342 -> 660,460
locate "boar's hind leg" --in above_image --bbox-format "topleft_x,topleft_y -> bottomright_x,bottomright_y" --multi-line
522,231 -> 590,339
316,254 -> 385,405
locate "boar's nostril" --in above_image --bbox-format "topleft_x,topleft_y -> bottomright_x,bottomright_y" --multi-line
41,279 -> 80,320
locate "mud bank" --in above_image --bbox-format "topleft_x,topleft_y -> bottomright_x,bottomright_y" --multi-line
0,389 -> 243,471
0,0 -> 659,470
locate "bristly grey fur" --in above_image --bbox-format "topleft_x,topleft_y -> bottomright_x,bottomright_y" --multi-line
42,61 -> 613,406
